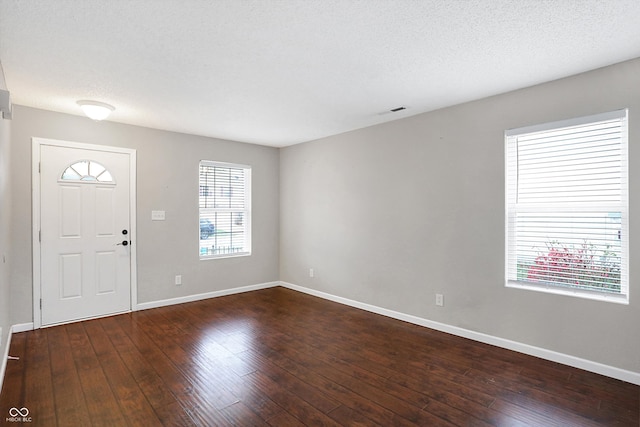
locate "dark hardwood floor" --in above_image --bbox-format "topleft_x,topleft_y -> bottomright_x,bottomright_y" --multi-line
1,286 -> 638,426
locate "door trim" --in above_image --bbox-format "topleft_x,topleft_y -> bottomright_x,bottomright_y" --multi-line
32,137 -> 137,329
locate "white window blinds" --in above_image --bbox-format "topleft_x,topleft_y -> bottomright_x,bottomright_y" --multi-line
506,110 -> 628,301
199,161 -> 251,258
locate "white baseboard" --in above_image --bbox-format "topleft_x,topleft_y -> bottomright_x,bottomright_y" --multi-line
12,323 -> 34,333
136,281 -> 280,311
279,281 -> 640,386
0,322 -> 34,395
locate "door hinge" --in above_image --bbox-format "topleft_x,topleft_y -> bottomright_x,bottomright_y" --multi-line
39,230 -> 41,242
39,162 -> 41,173
40,299 -> 42,309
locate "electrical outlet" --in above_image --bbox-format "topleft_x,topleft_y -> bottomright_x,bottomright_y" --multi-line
309,268 -> 314,278
435,293 -> 444,307
175,275 -> 182,286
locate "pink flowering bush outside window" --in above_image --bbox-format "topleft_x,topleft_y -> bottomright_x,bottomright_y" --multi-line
526,241 -> 621,293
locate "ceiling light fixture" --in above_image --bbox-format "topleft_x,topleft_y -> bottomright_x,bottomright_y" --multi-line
77,100 -> 115,121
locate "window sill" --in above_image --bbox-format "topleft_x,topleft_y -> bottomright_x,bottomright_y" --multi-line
506,280 -> 629,305
200,251 -> 251,261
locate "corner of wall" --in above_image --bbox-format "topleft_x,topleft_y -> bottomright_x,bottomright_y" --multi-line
0,79 -> 13,396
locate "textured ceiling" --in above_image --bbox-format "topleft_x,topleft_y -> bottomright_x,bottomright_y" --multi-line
1,0 -> 640,147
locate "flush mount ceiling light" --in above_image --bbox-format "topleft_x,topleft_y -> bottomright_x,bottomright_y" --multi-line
77,100 -> 115,121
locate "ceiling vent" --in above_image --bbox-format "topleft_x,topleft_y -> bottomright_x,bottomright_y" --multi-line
378,106 -> 409,116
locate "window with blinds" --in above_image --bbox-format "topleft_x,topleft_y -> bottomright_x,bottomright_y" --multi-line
199,161 -> 251,259
505,109 -> 628,302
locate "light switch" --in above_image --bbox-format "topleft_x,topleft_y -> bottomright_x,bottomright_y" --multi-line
151,210 -> 166,221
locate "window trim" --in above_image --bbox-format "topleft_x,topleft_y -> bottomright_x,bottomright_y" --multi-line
199,160 -> 252,260
505,109 -> 629,304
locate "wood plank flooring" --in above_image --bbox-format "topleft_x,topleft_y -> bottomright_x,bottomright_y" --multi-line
1,287 -> 638,426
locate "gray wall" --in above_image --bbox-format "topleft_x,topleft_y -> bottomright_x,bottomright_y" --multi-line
280,58 -> 640,373
0,65 -> 11,368
4,58 -> 639,376
10,106 -> 280,325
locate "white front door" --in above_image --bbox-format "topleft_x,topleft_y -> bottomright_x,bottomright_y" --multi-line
39,143 -> 132,326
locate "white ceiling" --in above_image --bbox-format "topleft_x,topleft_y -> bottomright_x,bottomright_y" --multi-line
1,0 -> 640,147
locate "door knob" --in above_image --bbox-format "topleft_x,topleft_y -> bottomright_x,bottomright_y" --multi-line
117,240 -> 129,246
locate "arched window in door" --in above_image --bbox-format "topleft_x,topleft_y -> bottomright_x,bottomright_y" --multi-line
60,160 -> 114,183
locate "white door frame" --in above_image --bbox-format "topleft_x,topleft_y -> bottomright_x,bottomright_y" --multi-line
32,137 -> 137,329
